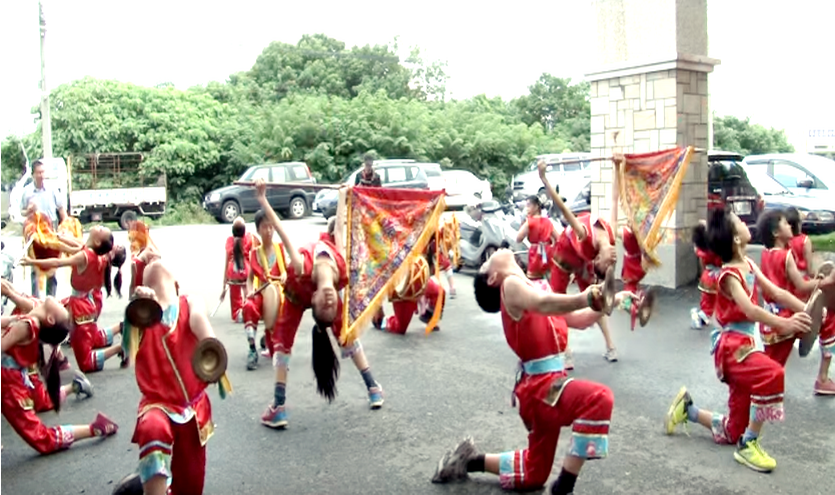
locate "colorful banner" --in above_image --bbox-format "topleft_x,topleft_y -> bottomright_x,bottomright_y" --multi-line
129,220 -> 157,255
340,187 -> 446,345
617,146 -> 694,266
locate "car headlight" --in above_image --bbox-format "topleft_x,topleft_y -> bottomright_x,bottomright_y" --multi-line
806,211 -> 834,222
209,192 -> 220,202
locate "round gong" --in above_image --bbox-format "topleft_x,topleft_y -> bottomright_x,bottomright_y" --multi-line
192,338 -> 228,383
601,266 -> 616,316
125,298 -> 163,329
638,289 -> 656,327
799,290 -> 824,358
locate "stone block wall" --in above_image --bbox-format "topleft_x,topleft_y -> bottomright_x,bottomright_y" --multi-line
588,68 -> 710,287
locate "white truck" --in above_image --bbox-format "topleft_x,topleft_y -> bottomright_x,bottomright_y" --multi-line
9,152 -> 167,230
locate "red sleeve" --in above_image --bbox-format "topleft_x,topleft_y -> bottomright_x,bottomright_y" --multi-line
249,249 -> 267,283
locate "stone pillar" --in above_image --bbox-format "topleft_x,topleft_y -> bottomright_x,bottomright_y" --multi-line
586,0 -> 720,288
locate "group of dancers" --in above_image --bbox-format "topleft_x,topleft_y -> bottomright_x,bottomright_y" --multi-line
3,152 -> 834,494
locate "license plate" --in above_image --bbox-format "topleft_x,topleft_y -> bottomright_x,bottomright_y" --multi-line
733,201 -> 751,215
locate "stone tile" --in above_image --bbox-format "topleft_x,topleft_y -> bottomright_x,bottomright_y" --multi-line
590,97 -> 610,116
683,94 -> 700,115
601,167 -> 613,183
624,109 -> 634,144
677,83 -> 686,104
665,106 -> 678,130
690,71 -> 699,93
668,70 -> 677,78
619,75 -> 640,85
634,130 -> 652,140
647,71 -> 667,81
591,182 -> 605,198
598,81 -> 610,97
634,139 -> 651,153
590,82 -> 598,98
650,129 -> 659,151
639,74 -> 647,111
655,100 -> 665,128
698,79 -> 708,96
590,163 -> 601,181
634,109 -> 656,131
624,83 -> 640,99
660,128 -> 677,145
591,133 -> 605,149
610,85 -> 624,101
695,124 -> 708,139
654,78 -> 676,99
646,80 -> 654,100
591,115 -> 605,134
610,101 -> 618,127
665,98 -> 677,107
617,99 -> 631,111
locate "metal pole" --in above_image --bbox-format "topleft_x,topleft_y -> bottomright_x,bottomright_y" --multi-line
39,1 -> 53,159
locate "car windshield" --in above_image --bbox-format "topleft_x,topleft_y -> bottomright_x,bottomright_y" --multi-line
424,164 -> 443,177
747,170 -> 791,196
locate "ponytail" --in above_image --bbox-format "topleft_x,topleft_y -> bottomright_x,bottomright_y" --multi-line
311,323 -> 340,403
39,322 -> 70,413
105,245 -> 127,298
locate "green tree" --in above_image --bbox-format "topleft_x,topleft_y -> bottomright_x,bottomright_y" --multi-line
1,134 -> 41,185
512,73 -> 591,151
713,116 -> 795,155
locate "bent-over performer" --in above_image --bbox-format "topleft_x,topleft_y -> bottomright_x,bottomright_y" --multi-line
516,195 -> 558,280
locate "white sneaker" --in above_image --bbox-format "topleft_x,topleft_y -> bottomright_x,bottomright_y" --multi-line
603,348 -> 618,362
690,308 -> 703,329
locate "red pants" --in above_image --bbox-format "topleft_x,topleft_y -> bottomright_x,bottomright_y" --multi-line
765,311 -> 835,366
70,323 -> 114,373
621,257 -> 645,293
243,292 -> 275,354
1,368 -> 74,454
228,283 -> 245,322
498,377 -> 613,490
272,300 -> 345,356
549,266 -> 592,295
133,408 -> 206,494
28,372 -> 54,412
710,333 -> 785,445
385,300 -> 418,335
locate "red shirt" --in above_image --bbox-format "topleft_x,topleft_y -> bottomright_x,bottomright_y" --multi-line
789,234 -> 808,273
71,248 -> 106,294
715,260 -> 758,328
226,233 -> 257,282
249,242 -> 286,286
553,214 -> 614,272
284,240 -> 348,308
2,316 -> 40,368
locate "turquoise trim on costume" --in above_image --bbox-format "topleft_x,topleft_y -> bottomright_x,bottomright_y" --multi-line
139,440 -> 172,456
568,433 -> 608,459
94,350 -> 105,371
161,304 -> 178,327
522,354 -> 565,375
712,321 -> 756,355
138,451 -> 171,484
498,450 -> 515,476
273,352 -> 290,369
104,327 -> 114,346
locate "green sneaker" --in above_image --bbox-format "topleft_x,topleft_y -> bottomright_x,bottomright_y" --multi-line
664,386 -> 692,435
734,438 -> 776,473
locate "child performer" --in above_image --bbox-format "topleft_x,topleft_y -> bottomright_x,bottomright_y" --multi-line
516,195 -> 558,280
758,210 -> 835,395
112,260 -> 220,495
785,207 -> 814,277
1,297 -> 117,455
432,247 -> 628,494
223,217 -> 259,323
541,159 -> 619,364
691,221 -> 723,330
610,155 -> 655,331
22,226 -> 127,373
242,210 -> 286,370
253,180 -> 384,430
665,208 -> 811,473
372,256 -> 445,334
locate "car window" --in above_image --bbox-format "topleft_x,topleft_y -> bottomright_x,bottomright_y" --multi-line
546,164 -> 561,173
246,167 -> 270,182
387,167 -> 408,183
268,167 -> 285,183
772,161 -> 817,189
747,170 -> 790,195
424,165 -> 443,178
289,165 -> 308,181
563,163 -> 581,172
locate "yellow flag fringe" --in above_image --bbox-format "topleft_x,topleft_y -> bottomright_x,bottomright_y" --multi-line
424,227 -> 444,335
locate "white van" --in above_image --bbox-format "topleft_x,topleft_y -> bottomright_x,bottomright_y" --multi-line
742,153 -> 835,200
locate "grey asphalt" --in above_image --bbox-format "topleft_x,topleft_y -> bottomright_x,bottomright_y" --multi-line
1,219 -> 833,495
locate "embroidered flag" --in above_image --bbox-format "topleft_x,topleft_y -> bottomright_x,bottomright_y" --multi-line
617,146 -> 694,266
340,187 -> 446,345
129,220 -> 158,255
24,213 -> 84,293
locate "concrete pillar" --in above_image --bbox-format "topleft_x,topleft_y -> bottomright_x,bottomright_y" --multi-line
586,0 -> 720,288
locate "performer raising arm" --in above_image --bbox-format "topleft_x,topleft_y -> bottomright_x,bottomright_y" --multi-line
432,247 -> 630,494
540,159 -> 619,365
253,179 -> 384,430
665,208 -> 811,473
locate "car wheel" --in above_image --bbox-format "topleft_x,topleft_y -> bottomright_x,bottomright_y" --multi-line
221,200 -> 240,224
288,197 -> 307,220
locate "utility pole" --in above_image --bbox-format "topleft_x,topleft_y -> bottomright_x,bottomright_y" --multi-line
39,0 -> 53,158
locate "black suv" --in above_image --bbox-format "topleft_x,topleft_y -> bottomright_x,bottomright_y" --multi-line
203,162 -> 317,223
312,161 -> 430,218
707,151 -> 763,233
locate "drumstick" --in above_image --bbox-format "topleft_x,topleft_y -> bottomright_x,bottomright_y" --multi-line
247,282 -> 274,299
210,288 -> 227,318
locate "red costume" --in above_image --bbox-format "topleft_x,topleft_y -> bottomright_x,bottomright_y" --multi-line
549,214 -> 614,294
789,234 -> 809,274
525,216 -> 554,279
621,227 -> 646,293
226,232 -> 258,322
707,260 -> 785,445
133,257 -> 146,289
1,316 -> 75,454
274,240 -> 348,356
131,295 -> 213,493
494,278 -> 613,490
68,248 -> 114,373
696,248 -> 722,319
384,278 -> 444,334
243,241 -> 287,356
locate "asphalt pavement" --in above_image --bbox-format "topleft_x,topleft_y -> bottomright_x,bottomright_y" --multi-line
1,218 -> 833,494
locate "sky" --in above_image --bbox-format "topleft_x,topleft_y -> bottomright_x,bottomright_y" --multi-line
1,0 -> 832,152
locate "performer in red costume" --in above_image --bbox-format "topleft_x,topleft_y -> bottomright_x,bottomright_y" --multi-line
665,208 -> 811,473
785,207 -> 814,277
758,210 -> 835,395
252,180 -> 384,430
242,210 -> 286,370
223,217 -> 260,323
372,256 -> 445,335
690,221 -> 723,330
432,247 -> 627,494
112,260 -> 220,495
516,195 -> 558,280
1,297 -> 117,455
541,159 -> 619,365
22,226 -> 127,373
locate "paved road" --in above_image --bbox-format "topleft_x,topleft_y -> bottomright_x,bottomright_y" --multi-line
2,218 -> 833,494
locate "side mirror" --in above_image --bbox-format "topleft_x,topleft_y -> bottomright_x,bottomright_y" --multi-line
797,178 -> 814,189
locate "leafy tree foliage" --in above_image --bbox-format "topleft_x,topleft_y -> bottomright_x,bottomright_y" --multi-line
713,115 -> 794,156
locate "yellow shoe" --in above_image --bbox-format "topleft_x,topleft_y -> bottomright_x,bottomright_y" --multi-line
664,386 -> 692,435
734,438 -> 777,473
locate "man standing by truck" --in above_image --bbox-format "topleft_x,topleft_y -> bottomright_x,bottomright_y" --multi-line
21,159 -> 67,297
